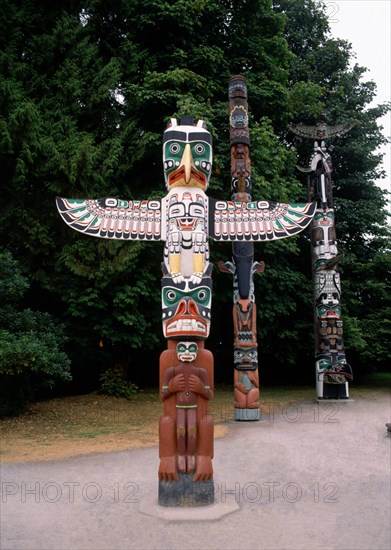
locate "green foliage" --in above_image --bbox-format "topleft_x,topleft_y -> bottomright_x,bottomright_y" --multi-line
342,248 -> 391,370
99,368 -> 139,399
0,249 -> 30,302
360,372 -> 391,387
250,118 -> 303,202
0,251 -> 71,415
0,319 -> 70,382
0,0 -> 389,388
274,0 -> 390,376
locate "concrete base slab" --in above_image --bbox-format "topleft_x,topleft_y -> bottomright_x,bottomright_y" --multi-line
316,398 -> 355,403
139,494 -> 240,522
234,408 -> 260,421
158,473 -> 214,507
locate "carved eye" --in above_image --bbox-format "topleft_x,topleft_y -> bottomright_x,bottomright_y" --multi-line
170,143 -> 180,154
198,290 -> 207,301
194,143 -> 205,155
189,203 -> 205,217
166,290 -> 177,301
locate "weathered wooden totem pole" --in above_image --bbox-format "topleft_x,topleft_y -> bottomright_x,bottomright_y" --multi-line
56,109 -> 316,506
289,121 -> 353,398
219,76 -> 265,421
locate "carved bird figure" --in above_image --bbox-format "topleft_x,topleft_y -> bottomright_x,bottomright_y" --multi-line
56,117 -> 316,283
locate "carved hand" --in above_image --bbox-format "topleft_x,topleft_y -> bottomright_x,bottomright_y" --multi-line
171,272 -> 185,284
189,374 -> 205,394
169,374 -> 185,392
247,371 -> 259,388
189,272 -> 203,285
235,382 -> 249,394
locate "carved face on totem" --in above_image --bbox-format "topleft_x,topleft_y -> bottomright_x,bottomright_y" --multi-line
231,144 -> 251,200
161,275 -> 212,339
312,210 -> 337,260
176,341 -> 198,363
234,348 -> 258,371
228,75 -> 250,146
316,302 -> 341,319
314,270 -> 341,305
167,190 -> 206,238
233,299 -> 257,347
163,117 -> 212,191
316,354 -> 352,384
319,319 -> 343,337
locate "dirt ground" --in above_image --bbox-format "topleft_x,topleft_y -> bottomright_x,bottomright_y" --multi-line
0,385 -> 387,463
0,388 -> 233,463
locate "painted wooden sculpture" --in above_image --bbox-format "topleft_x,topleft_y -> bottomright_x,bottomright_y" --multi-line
289,121 -> 353,398
218,75 -> 264,421
56,111 -> 316,506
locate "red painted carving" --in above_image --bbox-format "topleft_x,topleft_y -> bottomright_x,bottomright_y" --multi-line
158,340 -> 214,482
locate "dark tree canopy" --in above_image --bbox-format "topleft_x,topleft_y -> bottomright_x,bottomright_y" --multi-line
1,0 -> 389,396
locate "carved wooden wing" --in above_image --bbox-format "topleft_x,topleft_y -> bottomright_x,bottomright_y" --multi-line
56,197 -> 163,240
209,199 -> 316,241
289,123 -> 354,140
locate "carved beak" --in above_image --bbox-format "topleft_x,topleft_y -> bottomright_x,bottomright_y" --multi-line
167,143 -> 206,190
181,143 -> 194,184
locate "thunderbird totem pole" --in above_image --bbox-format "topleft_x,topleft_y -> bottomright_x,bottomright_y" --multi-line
289,121 -> 353,398
56,93 -> 316,506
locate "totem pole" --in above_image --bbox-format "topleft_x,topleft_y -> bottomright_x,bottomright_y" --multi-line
289,121 -> 353,398
219,76 -> 264,421
57,113 -> 316,507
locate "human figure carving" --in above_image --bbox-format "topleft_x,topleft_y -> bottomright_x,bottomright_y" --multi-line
160,342 -> 213,478
233,348 -> 260,411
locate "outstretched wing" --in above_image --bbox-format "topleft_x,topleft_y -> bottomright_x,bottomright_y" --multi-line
56,197 -> 163,240
288,123 -> 321,139
289,122 -> 353,140
209,199 -> 316,241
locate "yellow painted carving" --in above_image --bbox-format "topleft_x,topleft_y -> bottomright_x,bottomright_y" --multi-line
193,253 -> 204,274
170,253 -> 181,275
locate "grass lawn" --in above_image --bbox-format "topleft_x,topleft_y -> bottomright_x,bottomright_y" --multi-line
0,382 -> 389,463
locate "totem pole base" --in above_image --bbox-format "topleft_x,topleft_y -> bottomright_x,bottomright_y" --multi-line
158,473 -> 214,507
234,408 -> 260,421
317,381 -> 349,399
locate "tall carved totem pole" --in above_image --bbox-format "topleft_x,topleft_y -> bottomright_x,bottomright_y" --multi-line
289,121 -> 353,398
219,76 -> 265,421
56,99 -> 316,506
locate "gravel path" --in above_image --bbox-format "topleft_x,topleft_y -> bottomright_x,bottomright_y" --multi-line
1,392 -> 390,550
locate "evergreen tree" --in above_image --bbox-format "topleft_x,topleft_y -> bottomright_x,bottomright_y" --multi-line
274,0 -> 390,376
0,250 -> 71,415
1,0 -> 389,395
